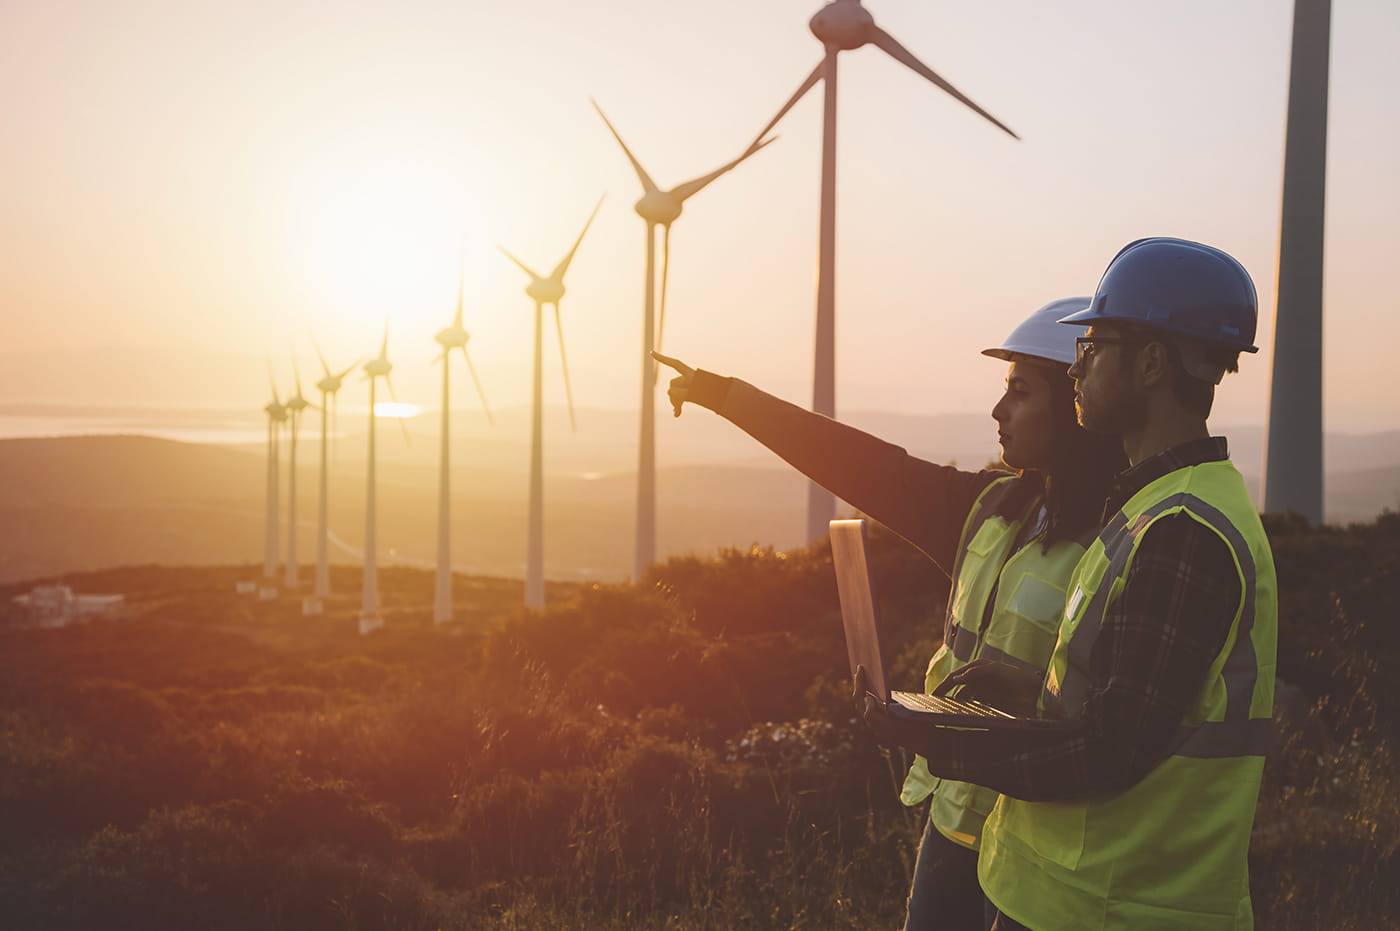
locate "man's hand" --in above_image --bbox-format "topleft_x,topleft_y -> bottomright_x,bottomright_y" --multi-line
651,351 -> 696,417
933,659 -> 1043,717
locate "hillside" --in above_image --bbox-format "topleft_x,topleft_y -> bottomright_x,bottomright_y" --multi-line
0,514 -> 1397,929
1,429 -> 1397,584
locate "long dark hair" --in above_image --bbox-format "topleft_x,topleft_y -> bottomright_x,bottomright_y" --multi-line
1024,367 -> 1127,550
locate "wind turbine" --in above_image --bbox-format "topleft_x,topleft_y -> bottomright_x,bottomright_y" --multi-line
261,374 -> 287,585
311,344 -> 359,601
283,363 -> 312,590
591,100 -> 775,582
359,322 -> 399,634
433,270 -> 493,624
500,195 -> 603,609
748,0 -> 1018,543
1262,0 -> 1330,523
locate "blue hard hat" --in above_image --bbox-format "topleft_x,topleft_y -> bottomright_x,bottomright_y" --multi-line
1058,237 -> 1259,352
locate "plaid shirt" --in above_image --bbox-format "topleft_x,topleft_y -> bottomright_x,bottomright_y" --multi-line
914,437 -> 1243,801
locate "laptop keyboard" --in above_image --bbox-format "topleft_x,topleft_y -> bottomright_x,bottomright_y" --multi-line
892,690 -> 1018,719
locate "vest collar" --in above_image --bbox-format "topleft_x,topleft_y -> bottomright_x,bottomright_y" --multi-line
1104,436 -> 1230,519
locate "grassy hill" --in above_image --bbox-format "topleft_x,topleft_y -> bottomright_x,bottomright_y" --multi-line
1,513 -> 1397,928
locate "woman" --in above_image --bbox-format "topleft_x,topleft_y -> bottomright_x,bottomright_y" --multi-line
653,297 -> 1127,931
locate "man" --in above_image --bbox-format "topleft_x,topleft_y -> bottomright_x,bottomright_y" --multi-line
867,237 -> 1278,930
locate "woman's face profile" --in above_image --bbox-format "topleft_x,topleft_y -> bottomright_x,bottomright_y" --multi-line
991,359 -> 1058,471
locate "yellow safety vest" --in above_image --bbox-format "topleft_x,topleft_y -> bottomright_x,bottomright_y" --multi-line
901,475 -> 1089,849
979,460 -> 1277,930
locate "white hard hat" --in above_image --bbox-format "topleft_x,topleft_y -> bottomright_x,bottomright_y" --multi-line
982,297 -> 1092,366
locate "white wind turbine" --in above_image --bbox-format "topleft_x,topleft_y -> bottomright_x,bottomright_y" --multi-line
283,363 -> 312,590
748,0 -> 1018,543
311,345 -> 359,602
359,322 -> 401,634
591,101 -> 775,581
500,195 -> 603,610
433,270 -> 493,625
261,374 -> 287,585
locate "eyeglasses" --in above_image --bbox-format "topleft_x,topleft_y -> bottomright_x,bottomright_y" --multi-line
1074,336 -> 1142,366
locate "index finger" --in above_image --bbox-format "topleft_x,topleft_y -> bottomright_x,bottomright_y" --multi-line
650,350 -> 694,377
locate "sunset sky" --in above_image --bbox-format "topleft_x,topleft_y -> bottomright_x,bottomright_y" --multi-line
3,0 -> 1397,442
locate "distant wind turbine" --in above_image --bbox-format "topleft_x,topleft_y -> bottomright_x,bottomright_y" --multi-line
359,322 -> 399,634
500,195 -> 603,609
312,344 -> 359,601
283,363 -> 312,590
591,100 -> 774,581
748,0 -> 1018,543
433,270 -> 493,625
262,373 -> 287,583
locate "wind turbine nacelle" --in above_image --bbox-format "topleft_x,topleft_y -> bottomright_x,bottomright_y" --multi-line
809,0 -> 874,50
365,360 -> 393,377
317,377 -> 342,393
287,398 -> 309,412
634,192 -> 683,226
526,280 -> 566,304
435,326 -> 470,348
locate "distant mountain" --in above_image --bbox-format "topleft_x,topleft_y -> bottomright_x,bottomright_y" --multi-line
1,422 -> 1395,585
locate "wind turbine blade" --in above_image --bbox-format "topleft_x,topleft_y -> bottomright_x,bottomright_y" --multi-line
382,375 -> 411,447
498,245 -> 544,282
868,27 -> 1020,140
312,337 -> 330,376
550,193 -> 605,282
669,135 -> 776,204
747,60 -> 824,151
266,361 -> 281,405
454,262 -> 466,327
461,346 -> 494,426
591,98 -> 661,195
337,359 -> 362,381
553,304 -> 576,432
656,224 -> 671,358
380,319 -> 390,358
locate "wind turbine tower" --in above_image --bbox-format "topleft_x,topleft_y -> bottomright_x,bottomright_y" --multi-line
433,271 -> 493,624
283,364 -> 312,590
592,101 -> 774,581
262,378 -> 287,585
359,324 -> 399,634
311,345 -> 358,602
748,0 -> 1018,543
1262,0 -> 1330,524
500,195 -> 603,609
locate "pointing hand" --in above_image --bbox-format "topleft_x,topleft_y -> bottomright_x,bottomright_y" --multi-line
650,351 -> 696,417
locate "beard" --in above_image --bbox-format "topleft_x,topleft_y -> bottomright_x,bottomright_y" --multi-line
1077,381 -> 1147,436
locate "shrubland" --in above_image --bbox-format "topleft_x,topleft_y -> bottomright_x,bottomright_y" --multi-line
1,516 -> 1397,928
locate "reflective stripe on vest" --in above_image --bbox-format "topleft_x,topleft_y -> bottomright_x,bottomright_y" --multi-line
900,475 -> 1087,851
981,460 -> 1278,929
1055,492 -> 1261,757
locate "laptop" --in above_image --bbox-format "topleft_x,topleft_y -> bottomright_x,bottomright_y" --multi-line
829,518 -> 1072,731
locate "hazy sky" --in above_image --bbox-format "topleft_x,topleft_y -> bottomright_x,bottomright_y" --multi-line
3,0 -> 1397,437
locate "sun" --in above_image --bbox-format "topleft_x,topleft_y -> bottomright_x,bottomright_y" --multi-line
281,132 -> 496,343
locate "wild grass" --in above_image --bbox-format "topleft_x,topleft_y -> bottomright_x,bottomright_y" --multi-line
0,517 -> 1396,928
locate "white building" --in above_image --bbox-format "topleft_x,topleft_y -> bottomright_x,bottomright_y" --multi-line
11,584 -> 125,628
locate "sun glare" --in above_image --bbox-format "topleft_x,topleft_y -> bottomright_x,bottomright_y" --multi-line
374,402 -> 421,419
283,134 -> 496,341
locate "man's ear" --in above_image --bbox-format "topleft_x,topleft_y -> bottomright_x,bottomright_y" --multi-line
1138,341 -> 1172,390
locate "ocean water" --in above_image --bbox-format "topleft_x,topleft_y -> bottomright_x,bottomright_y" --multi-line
0,411 -> 266,446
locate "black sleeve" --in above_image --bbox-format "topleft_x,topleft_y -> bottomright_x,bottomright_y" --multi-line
688,370 -> 1001,577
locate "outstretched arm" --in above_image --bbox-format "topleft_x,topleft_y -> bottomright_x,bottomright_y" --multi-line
652,351 -> 1000,575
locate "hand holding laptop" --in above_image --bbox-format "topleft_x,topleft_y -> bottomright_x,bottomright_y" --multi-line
933,660 -> 1044,718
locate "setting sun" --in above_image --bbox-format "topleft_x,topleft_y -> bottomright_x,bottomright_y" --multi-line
281,132 -> 494,337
